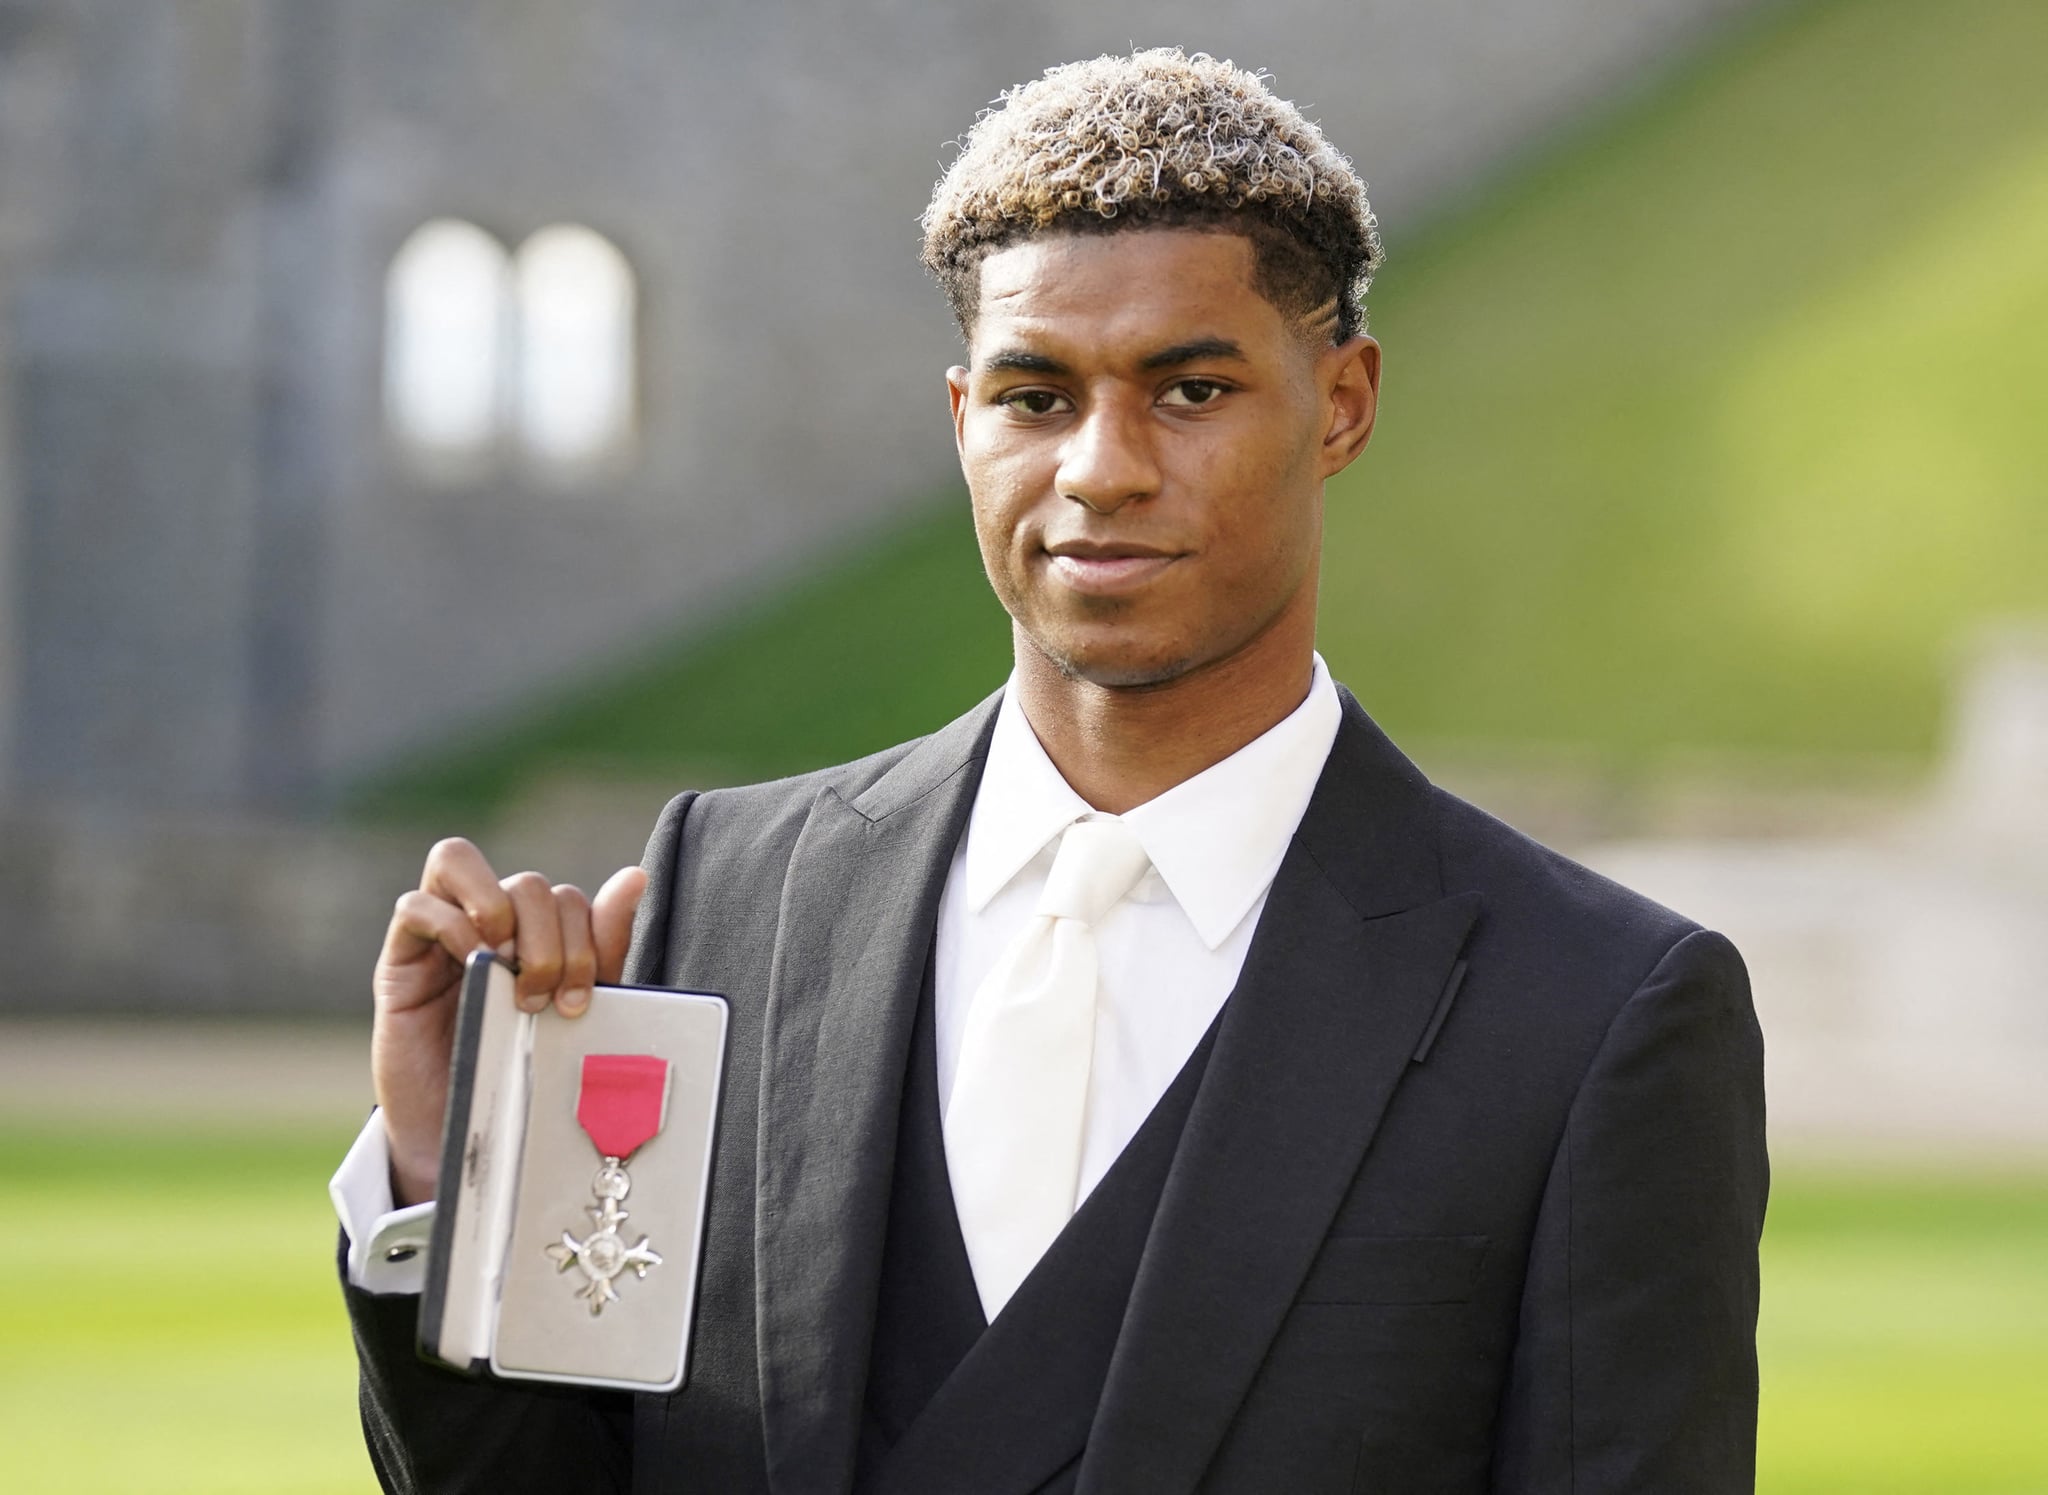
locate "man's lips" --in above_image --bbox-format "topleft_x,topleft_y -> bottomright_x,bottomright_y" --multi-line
1042,542 -> 1183,595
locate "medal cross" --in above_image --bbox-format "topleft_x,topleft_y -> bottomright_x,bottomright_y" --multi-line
546,1193 -> 663,1315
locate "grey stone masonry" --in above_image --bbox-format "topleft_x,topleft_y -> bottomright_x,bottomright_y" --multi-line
0,0 -> 1765,812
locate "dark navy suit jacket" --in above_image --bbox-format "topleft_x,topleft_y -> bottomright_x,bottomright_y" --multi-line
345,685 -> 1768,1494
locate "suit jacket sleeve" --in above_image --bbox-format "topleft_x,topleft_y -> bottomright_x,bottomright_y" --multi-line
341,791 -> 701,1494
343,1255 -> 635,1495
1490,927 -> 1769,1493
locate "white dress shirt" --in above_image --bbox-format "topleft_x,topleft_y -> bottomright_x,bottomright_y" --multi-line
333,655 -> 1341,1293
935,655 -> 1340,1210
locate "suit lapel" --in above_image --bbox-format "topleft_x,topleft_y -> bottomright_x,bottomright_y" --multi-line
1080,693 -> 1484,1495
754,695 -> 999,1495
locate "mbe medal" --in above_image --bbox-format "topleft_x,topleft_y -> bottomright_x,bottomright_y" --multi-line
546,1053 -> 671,1316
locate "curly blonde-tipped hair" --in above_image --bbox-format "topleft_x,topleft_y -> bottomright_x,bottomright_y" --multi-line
921,48 -> 1382,342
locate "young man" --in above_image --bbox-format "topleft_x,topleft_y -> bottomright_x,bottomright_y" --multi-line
338,50 -> 1766,1494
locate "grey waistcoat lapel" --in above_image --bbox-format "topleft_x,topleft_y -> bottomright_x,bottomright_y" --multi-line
754,696 -> 997,1495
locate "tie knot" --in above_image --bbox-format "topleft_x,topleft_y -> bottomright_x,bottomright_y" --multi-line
1037,817 -> 1151,926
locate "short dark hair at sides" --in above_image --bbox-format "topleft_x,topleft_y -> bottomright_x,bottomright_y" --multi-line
921,49 -> 1383,344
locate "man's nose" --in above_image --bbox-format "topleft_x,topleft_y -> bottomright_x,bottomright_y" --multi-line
1055,400 -> 1160,515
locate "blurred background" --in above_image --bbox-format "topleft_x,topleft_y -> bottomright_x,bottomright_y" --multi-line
2,0 -> 2044,1489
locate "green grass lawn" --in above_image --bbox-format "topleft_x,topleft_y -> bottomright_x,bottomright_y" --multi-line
1759,1172 -> 2048,1493
359,0 -> 2048,822
3,1127 -> 2043,1492
0,1127 -> 373,1494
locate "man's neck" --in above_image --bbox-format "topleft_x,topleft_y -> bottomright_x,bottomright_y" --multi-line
1011,621 -> 1318,816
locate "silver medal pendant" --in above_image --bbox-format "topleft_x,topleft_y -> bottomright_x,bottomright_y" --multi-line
545,1156 -> 663,1315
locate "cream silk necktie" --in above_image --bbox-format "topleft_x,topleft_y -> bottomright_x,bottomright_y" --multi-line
944,815 -> 1153,1319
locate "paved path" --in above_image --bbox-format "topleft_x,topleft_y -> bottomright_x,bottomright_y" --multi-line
0,1019 -> 373,1127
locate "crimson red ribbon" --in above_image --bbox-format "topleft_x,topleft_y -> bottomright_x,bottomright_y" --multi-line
576,1054 -> 670,1159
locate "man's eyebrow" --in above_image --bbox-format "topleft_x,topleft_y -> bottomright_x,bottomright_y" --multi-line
979,349 -> 1071,375
976,339 -> 1246,375
1139,337 -> 1246,370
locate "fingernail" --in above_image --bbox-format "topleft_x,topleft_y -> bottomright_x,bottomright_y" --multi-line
559,987 -> 591,1017
518,992 -> 548,1013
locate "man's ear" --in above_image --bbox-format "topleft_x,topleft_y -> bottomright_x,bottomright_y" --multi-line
947,365 -> 972,456
1319,335 -> 1380,479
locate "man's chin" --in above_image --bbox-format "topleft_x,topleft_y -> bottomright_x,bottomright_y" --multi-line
1033,636 -> 1197,691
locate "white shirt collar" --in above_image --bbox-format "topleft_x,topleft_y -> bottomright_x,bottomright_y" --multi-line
960,654 -> 1343,949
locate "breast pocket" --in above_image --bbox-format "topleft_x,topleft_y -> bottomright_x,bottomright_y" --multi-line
1294,1233 -> 1490,1306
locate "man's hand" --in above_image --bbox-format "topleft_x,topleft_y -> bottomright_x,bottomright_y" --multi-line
372,837 -> 648,1207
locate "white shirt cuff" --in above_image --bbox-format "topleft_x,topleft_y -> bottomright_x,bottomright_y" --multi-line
330,1108 -> 437,1295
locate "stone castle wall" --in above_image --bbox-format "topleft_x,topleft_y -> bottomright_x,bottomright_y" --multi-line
0,0 -> 1764,812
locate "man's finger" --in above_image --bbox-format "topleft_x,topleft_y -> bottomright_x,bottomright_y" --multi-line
592,865 -> 649,986
502,871 -> 562,1009
553,883 -> 597,1017
381,888 -> 486,973
422,838 -> 515,948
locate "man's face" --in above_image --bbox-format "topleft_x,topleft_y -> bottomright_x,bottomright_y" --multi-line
948,228 -> 1379,690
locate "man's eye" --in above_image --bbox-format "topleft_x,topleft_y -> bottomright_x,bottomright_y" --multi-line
998,390 -> 1067,416
1160,379 -> 1228,407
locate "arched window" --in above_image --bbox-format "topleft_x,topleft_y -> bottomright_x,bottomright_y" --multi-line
383,218 -> 637,480
513,224 -> 637,469
383,219 -> 511,463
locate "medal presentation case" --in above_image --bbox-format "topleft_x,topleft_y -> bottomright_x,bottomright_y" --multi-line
419,952 -> 728,1393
